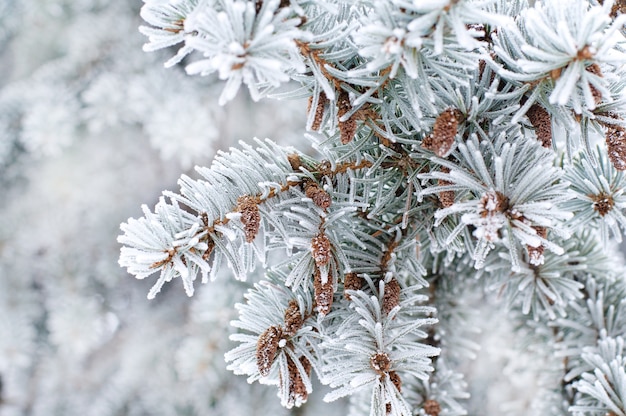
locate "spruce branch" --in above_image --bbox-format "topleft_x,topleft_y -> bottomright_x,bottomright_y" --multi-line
321,278 -> 439,415
420,133 -> 573,270
119,138 -> 381,298
225,272 -> 322,408
564,148 -> 626,243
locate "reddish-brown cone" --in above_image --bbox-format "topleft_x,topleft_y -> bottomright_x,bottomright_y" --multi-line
382,278 -> 401,315
284,299 -> 304,336
479,191 -> 509,216
526,104 -> 552,148
311,233 -> 332,267
422,108 -> 461,157
237,196 -> 261,243
256,325 -> 283,376
288,153 -> 302,171
308,92 -> 327,131
550,67 -> 563,80
285,355 -> 311,406
305,184 -> 331,210
314,268 -> 334,316
606,125 -> 626,170
338,90 -> 357,144
592,192 -> 615,217
343,272 -> 363,300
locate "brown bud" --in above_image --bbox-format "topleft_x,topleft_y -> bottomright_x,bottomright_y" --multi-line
343,272 -> 363,300
256,325 -> 283,376
592,191 -> 615,216
438,186 -> 455,207
286,355 -> 311,406
479,190 -> 509,216
389,371 -> 402,393
478,59 -> 486,77
288,153 -> 302,171
382,278 -> 401,315
339,118 -> 357,145
550,67 -> 563,80
607,125 -> 626,171
526,104 -> 552,148
423,399 -> 442,416
311,233 -> 332,267
381,249 -> 393,272
610,0 -> 626,17
308,92 -> 327,131
284,299 -> 303,336
577,46 -> 595,60
422,108 -> 461,157
314,268 -> 334,316
338,90 -> 357,144
305,184 -> 331,210
237,196 -> 261,243
437,166 -> 455,208
370,351 -> 392,375
586,63 -> 603,105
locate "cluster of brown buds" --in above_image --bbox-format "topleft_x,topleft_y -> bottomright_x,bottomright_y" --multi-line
423,109 -> 462,210
255,299 -> 311,406
370,351 -> 403,413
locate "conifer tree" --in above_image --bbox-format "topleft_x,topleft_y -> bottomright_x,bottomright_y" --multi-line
119,0 -> 626,414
